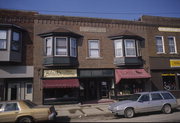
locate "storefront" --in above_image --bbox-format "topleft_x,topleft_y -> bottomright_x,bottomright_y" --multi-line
42,69 -> 80,104
0,66 -> 34,101
115,69 -> 151,99
79,69 -> 115,102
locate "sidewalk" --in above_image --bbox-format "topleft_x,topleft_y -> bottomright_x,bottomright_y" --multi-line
55,99 -> 115,119
55,99 -> 180,119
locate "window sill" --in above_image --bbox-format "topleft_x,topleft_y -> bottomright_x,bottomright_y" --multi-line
86,57 -> 103,60
156,52 -> 166,55
169,53 -> 178,55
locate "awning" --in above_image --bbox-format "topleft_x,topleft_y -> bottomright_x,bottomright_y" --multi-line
42,79 -> 80,88
115,69 -> 151,84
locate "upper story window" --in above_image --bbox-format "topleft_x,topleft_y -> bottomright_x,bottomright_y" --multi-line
0,30 -> 7,50
45,37 -> 53,56
70,38 -> 77,57
125,39 -> 136,57
114,39 -> 140,58
114,39 -> 123,57
155,36 -> 165,54
55,37 -> 68,56
11,31 -> 21,52
44,37 -> 78,57
168,36 -> 177,54
88,40 -> 100,58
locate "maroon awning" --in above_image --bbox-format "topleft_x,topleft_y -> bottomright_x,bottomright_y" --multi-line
115,69 -> 151,84
43,79 -> 80,88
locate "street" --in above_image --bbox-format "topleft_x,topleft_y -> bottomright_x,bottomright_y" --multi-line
56,109 -> 180,122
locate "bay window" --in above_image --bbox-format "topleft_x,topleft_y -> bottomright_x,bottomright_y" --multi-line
125,39 -> 136,57
114,39 -> 123,57
11,31 -> 21,51
0,30 -> 7,50
114,39 -> 140,57
55,37 -> 68,56
70,38 -> 77,57
45,37 -> 52,56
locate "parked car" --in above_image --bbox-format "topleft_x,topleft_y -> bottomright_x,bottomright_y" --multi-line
108,91 -> 178,118
0,100 -> 57,122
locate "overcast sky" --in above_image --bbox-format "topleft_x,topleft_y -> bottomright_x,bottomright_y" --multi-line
0,0 -> 180,20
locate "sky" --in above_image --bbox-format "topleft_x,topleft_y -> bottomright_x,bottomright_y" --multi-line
0,0 -> 180,20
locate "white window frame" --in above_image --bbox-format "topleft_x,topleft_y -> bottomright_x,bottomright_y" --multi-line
168,36 -> 177,54
114,39 -> 123,57
124,39 -> 136,57
155,36 -> 165,54
88,40 -> 100,58
44,37 -> 53,56
70,38 -> 77,57
54,37 -> 68,56
0,30 -> 7,50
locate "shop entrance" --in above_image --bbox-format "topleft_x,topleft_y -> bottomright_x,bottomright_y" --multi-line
7,83 -> 20,101
84,81 -> 97,100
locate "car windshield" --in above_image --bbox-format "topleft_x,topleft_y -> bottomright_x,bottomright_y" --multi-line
23,100 -> 37,108
128,94 -> 141,101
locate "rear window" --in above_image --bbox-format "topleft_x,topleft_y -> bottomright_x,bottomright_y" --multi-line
161,93 -> 174,99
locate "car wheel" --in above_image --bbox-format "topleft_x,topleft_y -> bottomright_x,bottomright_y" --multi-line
124,108 -> 134,118
162,104 -> 172,114
18,117 -> 33,123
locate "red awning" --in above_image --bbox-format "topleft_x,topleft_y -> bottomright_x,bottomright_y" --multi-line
43,79 -> 80,88
115,69 -> 151,84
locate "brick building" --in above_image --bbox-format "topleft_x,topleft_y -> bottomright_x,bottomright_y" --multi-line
0,9 -> 180,105
0,9 -> 36,101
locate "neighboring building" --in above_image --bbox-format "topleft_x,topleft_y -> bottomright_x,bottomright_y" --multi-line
1,9 -> 180,105
0,9 -> 36,101
141,16 -> 180,98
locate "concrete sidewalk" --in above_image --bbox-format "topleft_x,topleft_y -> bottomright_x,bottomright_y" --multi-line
55,99 -> 180,119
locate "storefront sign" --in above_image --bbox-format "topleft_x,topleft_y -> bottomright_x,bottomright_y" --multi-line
170,59 -> 180,68
43,69 -> 77,78
161,73 -> 175,76
158,27 -> 180,32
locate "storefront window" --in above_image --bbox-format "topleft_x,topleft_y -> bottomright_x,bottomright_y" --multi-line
162,74 -> 176,90
117,79 -> 144,96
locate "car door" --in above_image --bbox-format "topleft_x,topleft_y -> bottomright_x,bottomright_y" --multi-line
0,102 -> 20,122
150,93 -> 164,111
135,94 -> 151,113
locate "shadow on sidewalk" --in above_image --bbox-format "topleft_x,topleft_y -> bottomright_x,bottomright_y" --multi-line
55,116 -> 71,122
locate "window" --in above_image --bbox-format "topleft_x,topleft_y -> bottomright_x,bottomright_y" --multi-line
125,39 -> 136,57
151,93 -> 163,101
45,37 -> 53,56
139,94 -> 150,102
0,30 -> 7,50
70,38 -> 77,57
4,103 -> 19,112
55,37 -> 68,56
88,40 -> 100,58
11,31 -> 21,51
27,84 -> 32,94
114,39 -> 123,57
161,93 -> 174,99
155,36 -> 165,54
168,36 -> 177,54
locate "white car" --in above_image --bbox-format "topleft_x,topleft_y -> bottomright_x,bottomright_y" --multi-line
108,91 -> 178,118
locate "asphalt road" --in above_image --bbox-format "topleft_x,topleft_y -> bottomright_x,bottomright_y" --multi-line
56,109 -> 180,122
